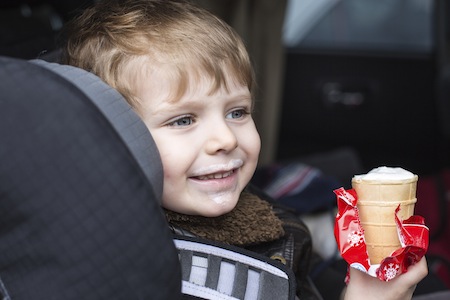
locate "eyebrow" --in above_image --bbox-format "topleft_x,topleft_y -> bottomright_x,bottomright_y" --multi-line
150,93 -> 253,118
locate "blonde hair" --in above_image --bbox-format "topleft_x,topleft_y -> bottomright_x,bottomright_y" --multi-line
62,0 -> 256,111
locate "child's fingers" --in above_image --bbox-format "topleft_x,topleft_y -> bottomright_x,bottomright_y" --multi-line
393,256 -> 428,286
344,256 -> 428,300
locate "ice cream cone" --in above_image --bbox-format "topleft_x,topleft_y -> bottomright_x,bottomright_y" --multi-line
352,167 -> 418,264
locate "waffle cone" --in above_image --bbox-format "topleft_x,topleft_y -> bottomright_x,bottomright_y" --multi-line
352,175 -> 418,264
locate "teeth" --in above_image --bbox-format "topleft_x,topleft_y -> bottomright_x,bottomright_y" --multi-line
197,170 -> 233,180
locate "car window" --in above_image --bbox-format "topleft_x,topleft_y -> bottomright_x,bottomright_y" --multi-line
283,0 -> 434,54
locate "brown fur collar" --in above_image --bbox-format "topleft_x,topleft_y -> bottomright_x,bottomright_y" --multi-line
165,191 -> 284,246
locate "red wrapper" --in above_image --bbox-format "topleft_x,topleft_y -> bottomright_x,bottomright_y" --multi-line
334,187 -> 429,282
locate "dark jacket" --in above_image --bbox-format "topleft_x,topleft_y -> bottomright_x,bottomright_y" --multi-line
167,184 -> 322,300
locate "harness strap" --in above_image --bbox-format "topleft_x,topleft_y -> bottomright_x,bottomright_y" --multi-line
174,236 -> 296,300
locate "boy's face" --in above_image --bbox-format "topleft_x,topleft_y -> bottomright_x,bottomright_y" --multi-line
136,69 -> 261,217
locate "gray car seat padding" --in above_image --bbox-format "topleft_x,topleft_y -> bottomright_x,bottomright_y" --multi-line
30,59 -> 164,202
0,56 -> 181,300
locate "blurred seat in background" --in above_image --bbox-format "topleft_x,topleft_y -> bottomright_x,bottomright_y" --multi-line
0,0 -> 93,59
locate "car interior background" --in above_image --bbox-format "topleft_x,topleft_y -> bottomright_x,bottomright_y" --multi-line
1,0 -> 450,299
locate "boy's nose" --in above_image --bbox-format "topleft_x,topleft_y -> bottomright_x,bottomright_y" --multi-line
205,122 -> 238,154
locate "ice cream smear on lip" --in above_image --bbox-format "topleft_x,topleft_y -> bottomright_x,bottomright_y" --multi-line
193,159 -> 243,178
192,159 -> 243,205
353,166 -> 415,181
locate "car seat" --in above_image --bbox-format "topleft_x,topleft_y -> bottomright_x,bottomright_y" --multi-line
0,56 -> 181,300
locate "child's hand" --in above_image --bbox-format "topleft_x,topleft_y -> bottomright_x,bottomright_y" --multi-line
342,257 -> 428,300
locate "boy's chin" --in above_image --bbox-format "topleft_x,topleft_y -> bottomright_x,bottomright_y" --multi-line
198,196 -> 239,217
162,190 -> 241,217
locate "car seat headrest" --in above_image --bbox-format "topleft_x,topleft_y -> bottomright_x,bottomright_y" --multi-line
0,56 -> 181,300
30,59 -> 164,202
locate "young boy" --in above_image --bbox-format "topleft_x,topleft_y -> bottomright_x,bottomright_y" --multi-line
61,0 -> 427,299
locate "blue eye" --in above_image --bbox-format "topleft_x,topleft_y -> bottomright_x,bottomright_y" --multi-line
226,109 -> 248,119
168,116 -> 194,127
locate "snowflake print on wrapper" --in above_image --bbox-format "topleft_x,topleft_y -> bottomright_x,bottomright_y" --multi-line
347,229 -> 364,247
383,263 -> 400,281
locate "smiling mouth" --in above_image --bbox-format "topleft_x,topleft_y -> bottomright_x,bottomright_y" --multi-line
195,169 -> 235,180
